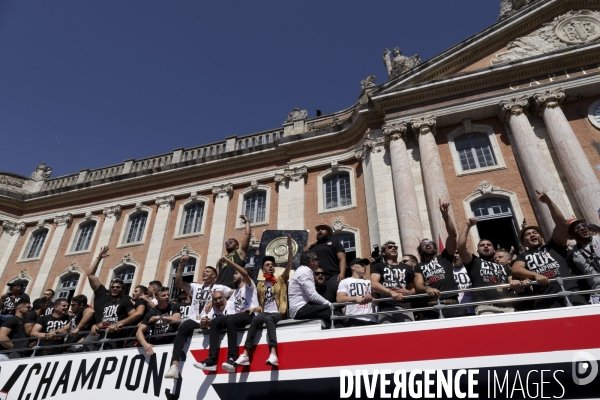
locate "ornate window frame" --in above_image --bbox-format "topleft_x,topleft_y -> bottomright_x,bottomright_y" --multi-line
116,203 -> 153,248
317,165 -> 357,215
235,183 -> 271,229
462,181 -> 525,249
173,193 -> 210,239
17,221 -> 53,262
331,217 -> 363,258
65,213 -> 101,256
105,253 -> 141,288
51,261 -> 86,298
447,121 -> 506,176
162,244 -> 202,291
7,269 -> 32,290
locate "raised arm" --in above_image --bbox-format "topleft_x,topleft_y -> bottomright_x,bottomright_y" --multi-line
175,255 -> 192,293
440,200 -> 457,255
88,246 -> 109,292
238,215 -> 251,260
457,218 -> 477,265
536,190 -> 567,246
281,234 -> 293,283
220,256 -> 251,287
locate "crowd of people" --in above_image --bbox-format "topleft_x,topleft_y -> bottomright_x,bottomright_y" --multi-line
0,193 -> 598,376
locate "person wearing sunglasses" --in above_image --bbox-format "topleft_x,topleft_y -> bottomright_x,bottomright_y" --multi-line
568,218 -> 600,304
313,268 -> 327,296
216,215 -> 252,289
0,299 -> 31,359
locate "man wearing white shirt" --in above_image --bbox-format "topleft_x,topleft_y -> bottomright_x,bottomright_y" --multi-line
337,258 -> 377,327
195,257 -> 260,373
289,250 -> 332,321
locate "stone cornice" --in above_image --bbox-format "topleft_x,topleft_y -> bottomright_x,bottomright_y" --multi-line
1,221 -> 25,236
382,122 -> 408,145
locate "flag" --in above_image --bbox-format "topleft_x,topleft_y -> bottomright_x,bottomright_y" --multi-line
438,235 -> 445,253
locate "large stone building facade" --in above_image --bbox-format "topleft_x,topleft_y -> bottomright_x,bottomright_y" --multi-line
1,0 -> 600,301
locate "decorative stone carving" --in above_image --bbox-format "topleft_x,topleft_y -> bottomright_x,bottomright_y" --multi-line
473,180 -> 500,196
307,116 -> 344,131
360,75 -> 376,91
155,195 -> 175,209
189,191 -> 199,201
122,252 -> 133,263
0,175 -> 24,188
533,88 -> 565,115
462,119 -> 472,133
81,211 -> 94,222
54,213 -> 72,227
498,0 -> 539,21
285,108 -> 308,123
410,116 -> 437,139
36,220 -> 46,228
175,243 -> 193,258
499,96 -> 530,122
1,221 -> 26,236
331,217 -> 349,233
66,260 -> 83,274
274,173 -> 285,186
30,161 -> 52,181
355,135 -> 385,160
284,166 -> 308,183
103,205 -> 122,219
16,269 -> 32,281
250,180 -> 259,190
382,48 -> 421,79
133,202 -> 144,212
492,10 -> 600,65
587,99 -> 600,130
212,183 -> 233,199
330,161 -> 339,171
382,122 -> 408,145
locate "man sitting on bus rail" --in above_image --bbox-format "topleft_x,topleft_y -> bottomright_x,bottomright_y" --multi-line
512,191 -> 586,309
0,299 -> 31,359
199,290 -> 228,329
136,286 -> 181,356
338,258 -> 377,327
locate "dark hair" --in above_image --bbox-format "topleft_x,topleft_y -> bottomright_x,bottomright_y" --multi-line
53,297 -> 68,307
159,286 -> 170,293
477,238 -> 494,247
44,289 -> 55,295
177,292 -> 188,303
205,266 -> 217,275
110,278 -> 124,286
16,299 -> 30,308
71,294 -> 88,305
32,298 -> 47,310
135,285 -> 148,295
416,238 -> 438,257
403,254 -> 419,264
149,280 -> 162,288
262,256 -> 276,267
300,250 -> 317,266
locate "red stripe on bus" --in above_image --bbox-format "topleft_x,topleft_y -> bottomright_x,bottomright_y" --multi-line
189,314 -> 600,375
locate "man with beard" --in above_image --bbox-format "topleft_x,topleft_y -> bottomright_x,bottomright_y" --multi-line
43,289 -> 55,315
164,255 -> 232,379
338,258 -> 376,326
457,218 -> 523,315
314,267 -> 327,296
370,240 -> 414,323
567,218 -> 600,304
0,280 -> 30,324
414,201 -> 464,319
308,223 -> 347,302
194,257 -> 259,373
24,298 -> 48,336
512,191 -> 587,309
136,287 -> 181,355
0,299 -> 31,359
52,295 -> 95,351
130,285 -> 151,328
216,215 -> 252,289
451,251 -> 475,316
31,298 -> 69,355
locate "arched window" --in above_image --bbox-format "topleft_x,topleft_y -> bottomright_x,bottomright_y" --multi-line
72,221 -> 96,252
454,133 -> 497,171
244,192 -> 267,223
57,274 -> 79,301
25,229 -> 48,259
114,266 -> 136,295
324,173 -> 351,209
471,198 -> 512,219
470,198 -> 518,251
169,257 -> 196,300
125,213 -> 148,243
181,202 -> 204,235
332,232 -> 356,274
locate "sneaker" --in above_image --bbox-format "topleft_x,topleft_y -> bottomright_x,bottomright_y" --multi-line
193,359 -> 217,371
164,365 -> 180,379
266,354 -> 278,367
234,354 -> 250,366
222,358 -> 236,373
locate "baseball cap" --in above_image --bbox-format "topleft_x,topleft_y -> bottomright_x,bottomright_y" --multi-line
315,223 -> 333,234
7,279 -> 27,288
349,258 -> 370,267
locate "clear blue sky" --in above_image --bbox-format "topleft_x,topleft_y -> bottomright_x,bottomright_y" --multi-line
0,1 -> 498,178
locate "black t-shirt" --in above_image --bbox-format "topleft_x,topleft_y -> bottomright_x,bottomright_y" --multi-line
465,255 -> 512,303
92,285 -> 112,324
1,293 -> 31,315
45,307 -> 54,316
370,262 -> 414,309
94,286 -> 134,328
176,302 -> 190,320
515,239 -> 578,295
415,250 -> 458,300
216,250 -> 246,289
133,298 -> 149,325
309,239 -> 345,278
142,304 -> 180,345
1,316 -> 27,349
37,314 -> 69,354
24,310 -> 39,325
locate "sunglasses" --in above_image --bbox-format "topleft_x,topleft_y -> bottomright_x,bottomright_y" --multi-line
574,223 -> 588,231
420,241 -> 434,247
224,239 -> 236,245
314,272 -> 325,276
110,286 -> 123,290
386,245 -> 398,250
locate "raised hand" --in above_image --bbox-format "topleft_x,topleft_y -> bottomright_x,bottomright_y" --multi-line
466,217 -> 478,227
239,215 -> 249,223
180,255 -> 189,265
97,246 -> 110,259
535,190 -> 551,204
439,199 -> 450,217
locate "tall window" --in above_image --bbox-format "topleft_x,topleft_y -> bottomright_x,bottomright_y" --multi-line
454,133 -> 497,171
182,203 -> 204,235
57,274 -> 79,301
114,266 -> 136,295
324,173 -> 351,209
72,222 -> 96,252
25,230 -> 48,258
125,213 -> 147,243
244,192 -> 266,223
170,257 -> 196,300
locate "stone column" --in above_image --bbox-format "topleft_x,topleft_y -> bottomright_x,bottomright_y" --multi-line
29,214 -> 72,298
0,222 -> 25,285
499,95 -> 570,236
383,122 -> 424,255
533,88 -> 600,223
357,134 -> 401,252
206,183 -> 233,266
139,195 -> 174,286
81,205 -> 121,299
412,116 -> 455,244
276,166 -> 307,230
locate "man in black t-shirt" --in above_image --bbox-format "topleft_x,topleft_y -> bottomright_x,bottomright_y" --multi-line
370,240 -> 415,323
0,299 -> 31,359
308,222 -> 348,302
175,291 -> 190,321
52,295 -> 95,350
31,298 -> 69,355
216,215 -> 251,289
0,280 -> 31,324
512,191 -> 586,309
414,201 -> 464,319
136,287 -> 181,355
130,285 -> 150,326
24,298 -> 48,336
43,289 -> 55,316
